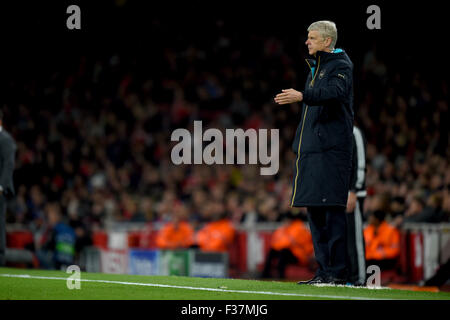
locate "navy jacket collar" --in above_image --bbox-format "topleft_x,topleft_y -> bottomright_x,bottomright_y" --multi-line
309,49 -> 346,64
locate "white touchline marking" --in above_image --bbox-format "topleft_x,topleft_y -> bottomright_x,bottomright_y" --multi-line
0,273 -> 395,300
311,283 -> 389,290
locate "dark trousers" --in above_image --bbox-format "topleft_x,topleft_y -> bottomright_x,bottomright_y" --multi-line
346,197 -> 367,285
0,195 -> 6,266
262,248 -> 298,279
307,206 -> 348,280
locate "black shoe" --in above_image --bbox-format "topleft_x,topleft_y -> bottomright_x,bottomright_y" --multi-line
325,276 -> 348,285
350,280 -> 367,287
297,275 -> 327,285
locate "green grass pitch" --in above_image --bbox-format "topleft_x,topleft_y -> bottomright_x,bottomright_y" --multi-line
1,267 -> 449,300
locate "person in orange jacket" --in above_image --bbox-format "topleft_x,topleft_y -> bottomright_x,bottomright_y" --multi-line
261,211 -> 314,279
364,210 -> 400,270
195,202 -> 235,252
155,201 -> 195,250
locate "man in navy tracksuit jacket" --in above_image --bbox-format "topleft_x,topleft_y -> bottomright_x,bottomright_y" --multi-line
346,125 -> 367,286
275,21 -> 354,284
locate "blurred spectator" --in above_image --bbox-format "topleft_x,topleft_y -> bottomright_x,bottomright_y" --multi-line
240,197 -> 258,226
389,196 -> 406,218
36,203 -> 76,270
195,203 -> 235,252
393,193 -> 446,227
155,201 -> 194,249
66,192 -> 92,259
403,195 -> 426,221
261,211 -> 314,279
442,188 -> 450,222
364,210 -> 400,271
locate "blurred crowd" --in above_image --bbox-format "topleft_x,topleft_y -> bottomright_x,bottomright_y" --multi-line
358,45 -> 450,228
3,19 -> 450,264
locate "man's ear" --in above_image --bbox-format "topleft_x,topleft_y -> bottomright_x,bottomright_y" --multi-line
324,37 -> 332,49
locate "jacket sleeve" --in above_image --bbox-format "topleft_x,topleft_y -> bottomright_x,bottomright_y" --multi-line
271,226 -> 290,250
302,63 -> 352,105
289,225 -> 314,265
368,226 -> 400,260
182,224 -> 195,248
155,225 -> 170,249
197,224 -> 233,252
379,228 -> 400,260
195,226 -> 208,248
0,137 -> 16,195
348,133 -> 358,192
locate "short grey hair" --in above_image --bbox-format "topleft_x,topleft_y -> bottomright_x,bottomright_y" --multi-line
307,20 -> 337,50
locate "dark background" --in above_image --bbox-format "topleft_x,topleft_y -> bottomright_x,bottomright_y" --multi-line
1,0 -> 446,110
0,1 -> 445,73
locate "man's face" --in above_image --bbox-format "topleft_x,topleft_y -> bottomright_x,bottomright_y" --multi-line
305,30 -> 329,56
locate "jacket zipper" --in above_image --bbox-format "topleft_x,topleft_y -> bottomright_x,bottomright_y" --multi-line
291,56 -> 320,207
